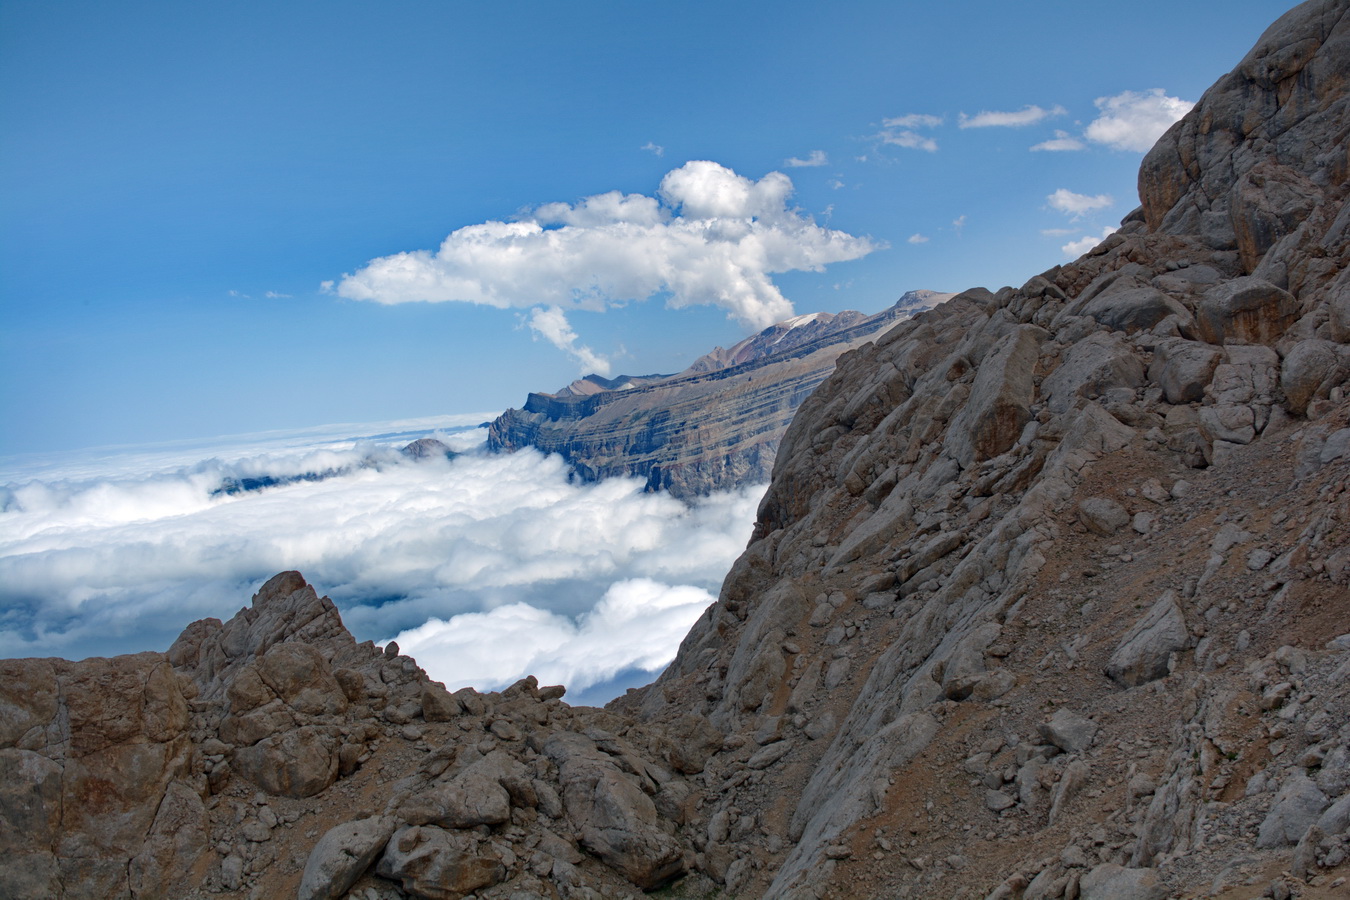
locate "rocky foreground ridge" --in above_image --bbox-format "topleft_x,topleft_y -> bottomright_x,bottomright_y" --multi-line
487,292 -> 950,498
3,2 -> 1350,899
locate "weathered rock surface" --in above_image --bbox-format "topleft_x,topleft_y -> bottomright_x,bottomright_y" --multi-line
487,291 -> 951,497
5,5 -> 1350,900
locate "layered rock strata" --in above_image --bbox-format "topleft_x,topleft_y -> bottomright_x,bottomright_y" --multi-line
487,292 -> 950,498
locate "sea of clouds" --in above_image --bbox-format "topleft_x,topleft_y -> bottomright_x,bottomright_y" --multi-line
0,417 -> 763,704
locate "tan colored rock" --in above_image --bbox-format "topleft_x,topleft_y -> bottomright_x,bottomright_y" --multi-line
1196,277 -> 1299,345
232,725 -> 339,798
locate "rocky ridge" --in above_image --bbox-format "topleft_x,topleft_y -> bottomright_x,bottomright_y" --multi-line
617,1 -> 1350,896
2,3 -> 1350,899
487,292 -> 950,498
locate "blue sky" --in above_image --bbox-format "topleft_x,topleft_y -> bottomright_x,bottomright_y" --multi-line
1,0 -> 1296,456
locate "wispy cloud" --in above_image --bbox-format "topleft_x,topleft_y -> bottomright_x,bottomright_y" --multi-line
959,104 -> 1065,129
1047,188 -> 1114,219
951,214 -> 967,235
526,305 -> 611,376
877,114 -> 943,152
907,233 -> 929,244
1085,89 -> 1193,152
784,150 -> 828,167
1062,226 -> 1119,258
641,141 -> 664,157
1030,130 -> 1086,152
264,290 -> 292,299
334,160 -> 879,332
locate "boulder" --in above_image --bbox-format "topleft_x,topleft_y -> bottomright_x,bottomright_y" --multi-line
1039,709 -> 1099,753
945,325 -> 1042,467
1081,284 -> 1190,334
1148,339 -> 1224,404
1257,773 -> 1329,848
255,642 -> 348,716
376,825 -> 505,900
1280,339 -> 1348,414
1195,277 -> 1299,345
1078,497 -> 1130,536
232,726 -> 339,798
544,732 -> 685,889
1078,864 -> 1164,900
1106,593 -> 1189,687
420,683 -> 463,722
1042,332 -> 1145,414
398,754 -> 512,828
299,815 -> 399,900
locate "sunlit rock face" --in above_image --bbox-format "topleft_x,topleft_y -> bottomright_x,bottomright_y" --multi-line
4,4 -> 1350,899
487,291 -> 952,498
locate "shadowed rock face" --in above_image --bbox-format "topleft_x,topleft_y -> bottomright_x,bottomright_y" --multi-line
486,292 -> 952,498
4,5 -> 1350,900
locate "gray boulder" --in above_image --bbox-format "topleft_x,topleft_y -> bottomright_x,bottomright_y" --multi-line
298,815 -> 398,900
1257,773 -> 1329,848
1148,339 -> 1224,404
1280,339 -> 1348,414
1081,284 -> 1190,334
1039,708 -> 1098,753
1042,332 -> 1145,415
945,325 -> 1042,467
1078,497 -> 1130,536
376,825 -> 505,899
1078,864 -> 1164,900
1106,593 -> 1189,687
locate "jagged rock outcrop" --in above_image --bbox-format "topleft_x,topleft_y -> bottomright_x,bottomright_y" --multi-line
0,572 -> 726,899
612,3 -> 1350,897
487,291 -> 952,498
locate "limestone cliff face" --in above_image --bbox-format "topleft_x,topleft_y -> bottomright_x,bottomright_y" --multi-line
619,2 -> 1350,897
487,292 -> 950,498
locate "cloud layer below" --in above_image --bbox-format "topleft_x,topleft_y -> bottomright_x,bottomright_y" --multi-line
0,424 -> 762,700
334,160 -> 879,333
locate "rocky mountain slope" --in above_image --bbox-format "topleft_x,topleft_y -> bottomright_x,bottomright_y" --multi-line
2,3 -> 1348,899
486,292 -> 950,498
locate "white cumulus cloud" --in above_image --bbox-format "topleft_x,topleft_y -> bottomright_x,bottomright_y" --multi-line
396,578 -> 715,696
784,150 -> 828,167
1030,130 -> 1086,152
334,160 -> 879,331
1085,89 -> 1193,152
907,233 -> 929,244
1047,188 -> 1114,219
959,104 -> 1065,129
1062,226 -> 1119,258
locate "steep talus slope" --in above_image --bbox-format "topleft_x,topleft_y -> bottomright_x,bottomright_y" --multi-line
618,2 -> 1350,897
487,293 -> 949,498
